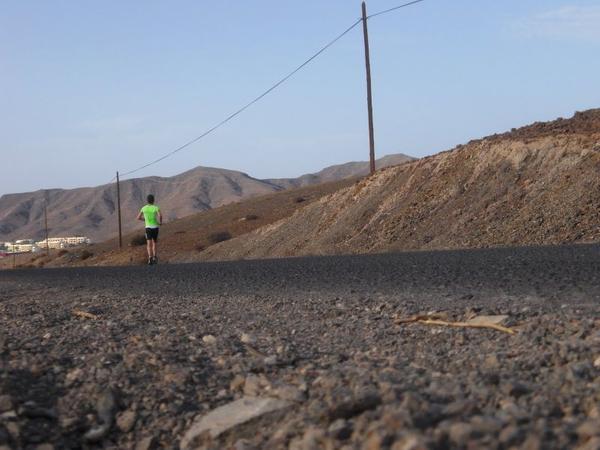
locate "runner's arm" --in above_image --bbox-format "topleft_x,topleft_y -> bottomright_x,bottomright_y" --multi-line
136,210 -> 144,221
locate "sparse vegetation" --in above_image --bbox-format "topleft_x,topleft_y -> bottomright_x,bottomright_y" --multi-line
80,250 -> 94,260
130,235 -> 147,246
208,231 -> 232,244
195,244 -> 205,252
244,214 -> 259,221
294,196 -> 306,203
57,249 -> 69,257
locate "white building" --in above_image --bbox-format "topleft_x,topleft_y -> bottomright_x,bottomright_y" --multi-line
36,236 -> 91,249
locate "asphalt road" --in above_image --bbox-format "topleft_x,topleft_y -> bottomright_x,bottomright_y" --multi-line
1,244 -> 599,449
3,243 -> 600,309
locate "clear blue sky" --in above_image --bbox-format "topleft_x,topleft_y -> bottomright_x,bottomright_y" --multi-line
1,0 -> 599,195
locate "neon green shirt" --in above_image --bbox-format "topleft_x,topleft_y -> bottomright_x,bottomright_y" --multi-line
141,204 -> 160,228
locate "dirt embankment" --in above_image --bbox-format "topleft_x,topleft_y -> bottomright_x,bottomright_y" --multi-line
199,110 -> 600,261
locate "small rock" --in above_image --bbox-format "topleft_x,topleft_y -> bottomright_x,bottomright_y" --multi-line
84,424 -> 110,443
569,362 -> 593,380
328,389 -> 381,420
65,368 -> 83,386
0,395 -> 12,413
272,385 -> 307,403
116,410 -> 136,433
504,381 -> 531,398
499,425 -> 524,446
230,374 -> 245,392
263,355 -> 278,366
164,367 -> 190,386
243,374 -> 264,397
328,419 -> 352,440
96,389 -> 117,425
35,445 -> 54,450
482,354 -> 500,371
234,439 -> 256,450
391,433 -> 428,450
520,435 -> 542,450
240,333 -> 256,345
202,335 -> 217,345
594,356 -> 600,368
135,436 -> 156,450
5,422 -> 19,439
575,437 -> 600,450
577,419 -> 600,439
448,422 -> 473,446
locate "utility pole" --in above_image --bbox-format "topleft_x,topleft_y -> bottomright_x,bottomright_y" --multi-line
44,199 -> 50,256
362,1 -> 376,175
116,171 -> 123,249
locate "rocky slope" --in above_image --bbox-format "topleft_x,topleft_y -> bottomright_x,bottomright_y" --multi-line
0,154 -> 413,243
199,109 -> 600,261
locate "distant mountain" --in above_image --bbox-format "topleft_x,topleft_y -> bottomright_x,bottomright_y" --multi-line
266,154 -> 413,189
0,153 -> 414,243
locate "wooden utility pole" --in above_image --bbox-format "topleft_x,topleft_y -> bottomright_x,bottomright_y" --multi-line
362,1 -> 376,175
116,171 -> 123,249
44,200 -> 50,256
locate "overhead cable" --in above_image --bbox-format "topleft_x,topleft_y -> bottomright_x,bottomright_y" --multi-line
368,0 -> 426,19
119,18 -> 363,178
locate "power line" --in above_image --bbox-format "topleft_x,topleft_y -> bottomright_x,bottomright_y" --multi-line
368,0 -> 426,19
119,18 -> 363,179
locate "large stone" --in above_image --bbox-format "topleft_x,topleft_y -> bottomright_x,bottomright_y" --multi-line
180,397 -> 291,449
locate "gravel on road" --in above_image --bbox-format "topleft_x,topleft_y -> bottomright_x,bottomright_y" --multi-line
1,244 -> 599,449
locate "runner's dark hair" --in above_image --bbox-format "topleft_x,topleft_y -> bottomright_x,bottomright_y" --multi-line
147,194 -> 155,204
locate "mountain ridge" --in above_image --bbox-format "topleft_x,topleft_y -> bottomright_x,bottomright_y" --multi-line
0,153 -> 413,242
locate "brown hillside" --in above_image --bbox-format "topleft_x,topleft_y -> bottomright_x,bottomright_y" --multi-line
198,109 -> 600,261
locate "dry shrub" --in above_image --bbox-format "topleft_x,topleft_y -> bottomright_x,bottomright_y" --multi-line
208,231 -> 232,244
57,249 -> 68,257
244,214 -> 259,221
294,196 -> 306,203
130,235 -> 147,246
195,244 -> 205,252
80,250 -> 94,260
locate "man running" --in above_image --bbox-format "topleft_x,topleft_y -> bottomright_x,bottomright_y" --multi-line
137,194 -> 163,265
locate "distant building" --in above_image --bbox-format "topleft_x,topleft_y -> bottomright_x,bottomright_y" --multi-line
7,242 -> 39,253
36,236 -> 91,249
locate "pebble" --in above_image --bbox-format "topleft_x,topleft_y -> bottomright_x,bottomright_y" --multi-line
577,419 -> 600,439
135,436 -> 156,450
328,419 -> 352,440
263,355 -> 278,366
0,395 -> 13,413
202,335 -> 217,345
240,333 -> 256,345
594,356 -> 600,368
448,422 -> 473,446
116,410 -> 137,433
35,445 -> 54,450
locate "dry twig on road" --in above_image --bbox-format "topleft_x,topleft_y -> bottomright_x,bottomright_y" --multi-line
395,315 -> 516,335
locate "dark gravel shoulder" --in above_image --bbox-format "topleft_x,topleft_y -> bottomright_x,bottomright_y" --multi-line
0,244 -> 599,449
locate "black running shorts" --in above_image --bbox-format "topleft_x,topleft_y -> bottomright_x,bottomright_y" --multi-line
145,227 -> 159,241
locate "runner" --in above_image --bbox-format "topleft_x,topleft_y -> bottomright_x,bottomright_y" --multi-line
136,194 -> 163,265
